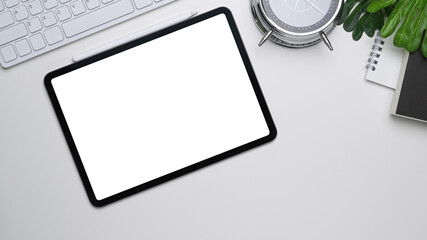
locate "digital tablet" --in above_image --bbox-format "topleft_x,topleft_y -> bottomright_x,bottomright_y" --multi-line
45,7 -> 276,207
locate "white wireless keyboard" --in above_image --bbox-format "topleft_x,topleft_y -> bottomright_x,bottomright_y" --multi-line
0,0 -> 175,68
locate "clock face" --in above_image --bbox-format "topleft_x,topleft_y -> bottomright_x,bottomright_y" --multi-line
262,0 -> 341,34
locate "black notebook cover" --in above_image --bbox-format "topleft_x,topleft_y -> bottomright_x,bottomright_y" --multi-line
392,47 -> 427,122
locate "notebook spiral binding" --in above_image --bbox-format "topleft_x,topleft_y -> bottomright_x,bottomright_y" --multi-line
366,32 -> 385,71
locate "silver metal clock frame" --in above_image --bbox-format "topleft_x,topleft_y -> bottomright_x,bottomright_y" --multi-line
251,0 -> 343,50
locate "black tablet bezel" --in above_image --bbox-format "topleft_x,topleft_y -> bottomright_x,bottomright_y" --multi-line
45,7 -> 277,207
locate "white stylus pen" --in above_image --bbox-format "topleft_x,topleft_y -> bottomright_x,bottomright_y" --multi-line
72,11 -> 198,62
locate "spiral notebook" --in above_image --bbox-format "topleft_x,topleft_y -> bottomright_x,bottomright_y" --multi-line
365,32 -> 406,89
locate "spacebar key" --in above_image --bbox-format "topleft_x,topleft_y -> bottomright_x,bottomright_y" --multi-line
62,0 -> 134,38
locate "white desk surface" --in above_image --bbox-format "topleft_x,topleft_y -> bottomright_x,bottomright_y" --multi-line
1,1 -> 427,239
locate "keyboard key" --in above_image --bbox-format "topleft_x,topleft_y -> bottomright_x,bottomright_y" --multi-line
29,33 -> 45,50
59,0 -> 70,3
63,0 -> 134,37
133,0 -> 151,9
0,23 -> 27,46
4,0 -> 19,7
101,0 -> 113,4
15,38 -> 31,56
44,26 -> 63,45
27,17 -> 42,32
42,0 -> 57,10
28,0 -> 43,15
0,0 -> 4,11
41,11 -> 56,27
0,45 -> 17,62
154,0 -> 161,2
70,0 -> 85,15
13,5 -> 29,21
0,11 -> 14,28
84,0 -> 99,10
56,5 -> 71,21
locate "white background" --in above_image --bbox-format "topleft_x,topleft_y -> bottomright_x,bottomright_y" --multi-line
52,14 -> 269,200
1,0 -> 427,239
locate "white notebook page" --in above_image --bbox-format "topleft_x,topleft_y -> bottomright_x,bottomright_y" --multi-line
365,32 -> 406,89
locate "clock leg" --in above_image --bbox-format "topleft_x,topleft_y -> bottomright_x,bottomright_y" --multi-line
320,31 -> 333,51
259,29 -> 273,46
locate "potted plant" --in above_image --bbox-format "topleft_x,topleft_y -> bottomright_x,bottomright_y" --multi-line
338,0 -> 427,58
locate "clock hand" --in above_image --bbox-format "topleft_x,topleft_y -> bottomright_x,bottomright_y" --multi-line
304,0 -> 325,15
294,0 -> 300,10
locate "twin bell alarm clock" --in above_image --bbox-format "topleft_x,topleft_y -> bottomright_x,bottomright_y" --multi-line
251,0 -> 343,50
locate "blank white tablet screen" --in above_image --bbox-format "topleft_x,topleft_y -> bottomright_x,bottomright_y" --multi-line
52,14 -> 270,200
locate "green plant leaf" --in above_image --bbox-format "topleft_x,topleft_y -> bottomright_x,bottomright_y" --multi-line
338,0 -> 390,40
381,0 -> 427,57
338,0 -> 359,25
368,0 -> 397,12
343,0 -> 371,32
423,33 -> 427,55
365,10 -> 385,36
